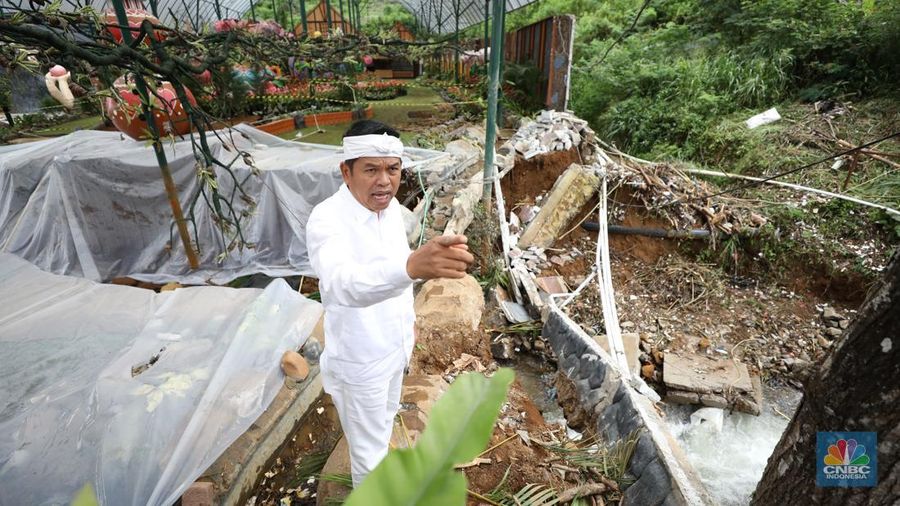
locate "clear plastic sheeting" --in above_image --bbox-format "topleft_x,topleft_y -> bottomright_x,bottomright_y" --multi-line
0,253 -> 323,506
0,125 -> 443,284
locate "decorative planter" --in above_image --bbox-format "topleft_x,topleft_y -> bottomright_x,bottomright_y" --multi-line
103,75 -> 196,140
255,116 -> 296,135
302,105 -> 372,127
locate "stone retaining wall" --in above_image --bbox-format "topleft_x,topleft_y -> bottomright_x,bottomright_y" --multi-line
544,307 -> 714,506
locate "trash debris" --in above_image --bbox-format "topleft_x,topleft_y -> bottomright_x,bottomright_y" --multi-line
745,107 -> 781,129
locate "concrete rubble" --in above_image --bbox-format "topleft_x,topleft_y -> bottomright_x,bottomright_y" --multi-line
662,353 -> 762,415
509,110 -> 596,161
518,163 -> 600,249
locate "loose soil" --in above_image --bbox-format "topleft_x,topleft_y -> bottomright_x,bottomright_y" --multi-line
500,149 -> 583,210
247,394 -> 342,506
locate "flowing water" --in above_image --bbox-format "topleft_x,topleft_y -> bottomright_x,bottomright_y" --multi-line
511,353 -> 568,429
666,386 -> 803,505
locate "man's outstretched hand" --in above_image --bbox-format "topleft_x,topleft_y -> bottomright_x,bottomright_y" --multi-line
407,234 -> 475,280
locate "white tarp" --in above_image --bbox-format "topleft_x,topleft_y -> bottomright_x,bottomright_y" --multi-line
0,253 -> 323,505
0,125 -> 443,284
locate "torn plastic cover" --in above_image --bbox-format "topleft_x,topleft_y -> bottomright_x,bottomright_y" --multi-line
0,124 -> 444,284
0,253 -> 323,505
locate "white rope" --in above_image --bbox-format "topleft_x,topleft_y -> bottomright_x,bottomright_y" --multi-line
599,142 -> 900,217
595,169 -> 631,378
682,167 -> 900,217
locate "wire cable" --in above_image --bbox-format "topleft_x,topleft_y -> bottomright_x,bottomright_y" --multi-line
657,130 -> 900,208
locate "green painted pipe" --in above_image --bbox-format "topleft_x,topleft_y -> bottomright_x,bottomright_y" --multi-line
482,0 -> 504,203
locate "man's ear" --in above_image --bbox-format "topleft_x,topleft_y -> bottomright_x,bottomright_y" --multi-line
339,161 -> 352,184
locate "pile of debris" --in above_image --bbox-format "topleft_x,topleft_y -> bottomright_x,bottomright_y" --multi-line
507,110 -> 597,161
604,157 -> 768,236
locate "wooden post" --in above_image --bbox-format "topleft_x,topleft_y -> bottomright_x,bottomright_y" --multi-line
110,0 -> 199,269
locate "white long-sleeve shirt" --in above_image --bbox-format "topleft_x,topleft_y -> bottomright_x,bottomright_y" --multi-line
306,184 -> 416,384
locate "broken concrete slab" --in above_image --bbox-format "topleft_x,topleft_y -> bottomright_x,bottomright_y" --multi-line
414,275 -> 485,331
663,353 -> 754,394
444,138 -> 481,159
595,332 -> 641,376
535,275 -> 569,296
518,164 -> 600,249
442,171 -> 483,236
663,353 -> 761,415
544,308 -> 715,505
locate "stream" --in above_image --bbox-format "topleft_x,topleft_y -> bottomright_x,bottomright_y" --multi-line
665,386 -> 803,505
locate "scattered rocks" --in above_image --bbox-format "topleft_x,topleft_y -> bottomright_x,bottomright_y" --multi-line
825,327 -> 843,338
491,336 -> 516,361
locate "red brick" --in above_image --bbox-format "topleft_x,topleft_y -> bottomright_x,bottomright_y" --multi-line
181,481 -> 215,506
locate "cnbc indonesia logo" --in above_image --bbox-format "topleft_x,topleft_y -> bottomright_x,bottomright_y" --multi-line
823,439 -> 870,477
817,432 -> 877,487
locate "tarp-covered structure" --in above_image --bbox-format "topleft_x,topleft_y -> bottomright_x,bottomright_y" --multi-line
0,252 -> 323,505
0,125 -> 443,284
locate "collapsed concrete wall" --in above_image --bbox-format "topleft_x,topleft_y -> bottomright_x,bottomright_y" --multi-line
544,306 -> 715,506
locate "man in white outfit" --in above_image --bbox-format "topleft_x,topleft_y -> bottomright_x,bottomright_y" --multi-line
306,120 -> 474,488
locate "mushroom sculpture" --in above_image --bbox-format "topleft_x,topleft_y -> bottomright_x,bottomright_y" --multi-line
44,65 -> 75,109
104,0 -> 164,44
103,74 -> 197,140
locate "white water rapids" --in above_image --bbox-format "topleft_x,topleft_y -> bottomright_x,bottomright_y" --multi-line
665,387 -> 802,505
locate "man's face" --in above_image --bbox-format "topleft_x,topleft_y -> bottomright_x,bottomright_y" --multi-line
340,156 -> 403,212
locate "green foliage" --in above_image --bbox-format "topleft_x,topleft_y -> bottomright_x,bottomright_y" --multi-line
343,369 -> 515,506
498,484 -> 559,505
502,61 -> 547,115
0,73 -> 11,110
541,431 -> 639,485
362,2 -> 417,36
503,0 -> 899,163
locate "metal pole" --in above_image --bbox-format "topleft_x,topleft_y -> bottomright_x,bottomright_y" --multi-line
288,0 -> 295,31
214,0 -> 222,20
483,0 -> 489,51
454,0 -> 460,82
497,0 -> 506,122
148,0 -> 158,17
270,0 -> 277,23
299,0 -> 307,33
482,0 -> 504,203
250,0 -> 257,22
325,0 -> 332,31
338,0 -> 344,32
109,0 -> 199,269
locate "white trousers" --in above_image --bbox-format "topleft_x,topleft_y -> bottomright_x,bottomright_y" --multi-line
321,349 -> 406,488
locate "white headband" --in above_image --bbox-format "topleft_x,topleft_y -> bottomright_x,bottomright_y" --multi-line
341,133 -> 404,162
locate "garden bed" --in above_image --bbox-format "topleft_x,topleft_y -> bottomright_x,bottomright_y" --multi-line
253,104 -> 373,135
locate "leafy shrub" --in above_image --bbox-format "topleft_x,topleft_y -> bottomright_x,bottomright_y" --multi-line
507,0 -> 899,162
